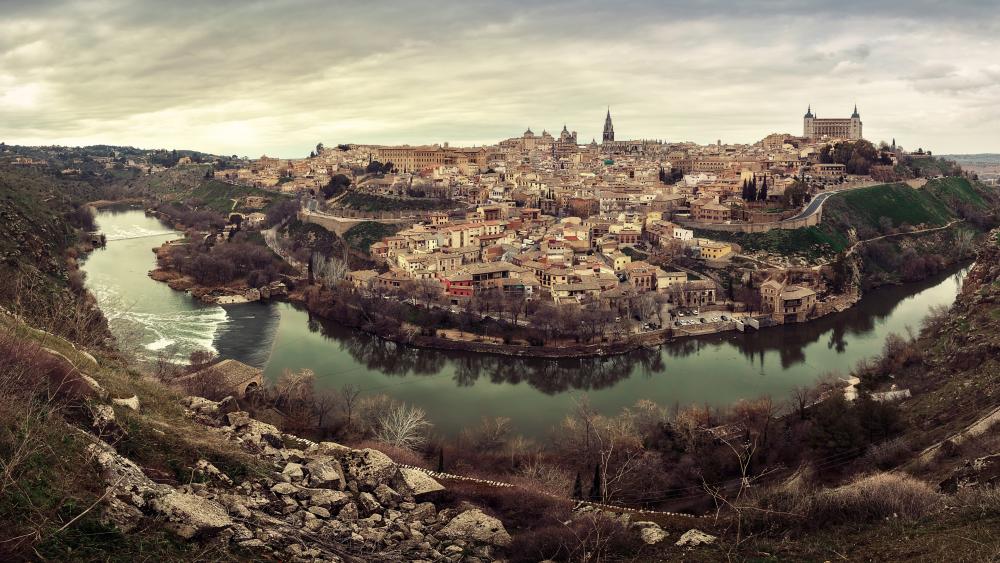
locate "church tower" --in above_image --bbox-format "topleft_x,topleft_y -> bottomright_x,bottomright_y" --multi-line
602,108 -> 615,143
803,105 -> 814,138
849,104 -> 862,140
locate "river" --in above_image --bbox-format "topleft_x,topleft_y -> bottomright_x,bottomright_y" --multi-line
83,208 -> 969,438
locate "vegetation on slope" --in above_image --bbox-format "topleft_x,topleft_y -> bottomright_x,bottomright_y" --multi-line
706,177 -> 999,263
338,190 -> 455,212
343,221 -> 403,255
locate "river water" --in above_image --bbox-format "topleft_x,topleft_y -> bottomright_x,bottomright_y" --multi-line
83,209 -> 969,438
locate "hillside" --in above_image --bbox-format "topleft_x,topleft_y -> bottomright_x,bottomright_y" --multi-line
698,177 -> 1000,268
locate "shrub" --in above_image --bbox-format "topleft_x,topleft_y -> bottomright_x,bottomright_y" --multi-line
810,472 -> 941,524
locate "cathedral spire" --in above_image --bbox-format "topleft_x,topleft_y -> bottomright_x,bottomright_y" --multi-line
602,108 -> 615,143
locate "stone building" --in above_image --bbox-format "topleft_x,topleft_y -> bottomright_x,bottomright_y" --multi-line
803,105 -> 863,140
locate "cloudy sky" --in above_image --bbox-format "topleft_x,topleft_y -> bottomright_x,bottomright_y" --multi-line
2,0 -> 999,157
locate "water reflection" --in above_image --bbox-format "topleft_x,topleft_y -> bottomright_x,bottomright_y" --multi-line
285,263 -> 966,395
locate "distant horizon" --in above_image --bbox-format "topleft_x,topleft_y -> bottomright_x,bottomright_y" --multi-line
2,1 -> 998,156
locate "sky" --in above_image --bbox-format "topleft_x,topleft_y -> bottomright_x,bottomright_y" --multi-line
2,0 -> 999,157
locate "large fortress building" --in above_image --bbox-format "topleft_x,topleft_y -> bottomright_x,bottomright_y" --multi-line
803,105 -> 862,140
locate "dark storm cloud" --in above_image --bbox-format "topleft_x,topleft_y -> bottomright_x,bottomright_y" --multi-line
1,0 -> 998,154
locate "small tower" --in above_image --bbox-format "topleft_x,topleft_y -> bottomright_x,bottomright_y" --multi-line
803,105 -> 815,138
602,108 -> 615,143
850,104 -> 862,140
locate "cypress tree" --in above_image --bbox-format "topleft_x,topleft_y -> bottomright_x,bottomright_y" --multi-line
572,472 -> 583,500
589,463 -> 602,501
437,448 -> 445,472
758,177 -> 768,201
749,177 -> 758,201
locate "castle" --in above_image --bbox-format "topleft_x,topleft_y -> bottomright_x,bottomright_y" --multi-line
803,105 -> 862,140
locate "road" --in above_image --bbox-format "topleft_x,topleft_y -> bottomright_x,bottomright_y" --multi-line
785,190 -> 837,221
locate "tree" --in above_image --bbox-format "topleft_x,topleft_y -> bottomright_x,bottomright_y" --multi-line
757,176 -> 768,201
338,383 -> 361,429
322,174 -> 351,198
572,471 -> 583,499
589,462 -> 602,501
438,448 -> 445,472
375,403 -> 432,450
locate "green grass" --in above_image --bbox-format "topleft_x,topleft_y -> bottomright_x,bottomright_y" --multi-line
924,177 -> 988,209
189,179 -> 288,215
832,182 -> 953,228
339,191 -> 455,212
696,225 -> 850,258
343,221 -> 403,254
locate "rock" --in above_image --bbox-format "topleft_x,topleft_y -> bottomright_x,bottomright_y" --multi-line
305,459 -> 346,489
90,403 -> 117,430
395,467 -> 445,497
282,462 -> 305,482
151,491 -> 233,539
271,482 -> 299,496
637,524 -> 667,545
227,411 -> 284,449
185,396 -> 220,416
218,395 -> 239,414
338,502 -> 359,521
410,502 -> 437,521
112,395 -> 140,411
675,529 -> 717,547
374,483 -> 401,505
438,509 -> 512,547
307,489 -> 350,509
358,491 -> 381,513
344,448 -> 399,488
308,441 -> 352,458
194,459 -> 233,486
308,506 -> 331,518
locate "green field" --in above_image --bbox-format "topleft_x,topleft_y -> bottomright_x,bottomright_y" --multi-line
924,176 -> 988,209
829,182 -> 952,229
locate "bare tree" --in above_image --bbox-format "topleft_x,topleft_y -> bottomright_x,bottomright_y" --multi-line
338,384 -> 362,429
375,403 -> 432,450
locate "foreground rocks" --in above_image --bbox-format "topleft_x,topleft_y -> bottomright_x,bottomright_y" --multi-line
83,396 -> 510,562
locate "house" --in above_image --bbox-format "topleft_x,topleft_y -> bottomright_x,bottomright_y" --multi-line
699,241 -> 734,261
347,270 -> 379,290
760,280 -> 817,323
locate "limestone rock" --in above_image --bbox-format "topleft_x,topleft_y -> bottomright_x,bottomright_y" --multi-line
271,482 -> 299,496
281,462 -> 304,482
395,467 -> 445,497
307,489 -> 349,509
636,523 -> 667,545
151,491 -> 233,539
112,395 -> 140,411
438,509 -> 512,547
305,458 -> 346,489
344,448 -> 398,488
184,396 -> 221,417
675,529 -> 716,547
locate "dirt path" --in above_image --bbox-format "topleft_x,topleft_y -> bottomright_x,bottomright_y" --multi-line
845,219 -> 963,256
917,404 -> 1000,464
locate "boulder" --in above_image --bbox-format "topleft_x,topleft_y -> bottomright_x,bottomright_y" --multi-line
395,467 -> 444,497
374,483 -> 401,505
271,482 -> 299,496
307,489 -> 349,509
112,395 -> 140,411
184,396 -> 220,417
151,491 -> 233,539
281,462 -> 304,482
344,448 -> 399,488
305,458 -> 346,489
438,509 -> 512,547
308,441 -> 352,458
675,529 -> 716,547
358,491 -> 381,513
637,524 -> 667,545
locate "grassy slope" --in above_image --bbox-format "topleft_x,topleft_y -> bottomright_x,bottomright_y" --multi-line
706,178 -> 996,259
131,165 -> 289,215
338,190 -> 454,212
343,221 -> 403,254
0,312 -> 266,560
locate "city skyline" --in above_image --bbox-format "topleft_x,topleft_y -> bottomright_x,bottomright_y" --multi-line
2,0 -> 999,156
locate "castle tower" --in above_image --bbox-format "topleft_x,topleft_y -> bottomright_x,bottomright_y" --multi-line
803,105 -> 814,138
850,104 -> 862,140
602,108 -> 615,143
